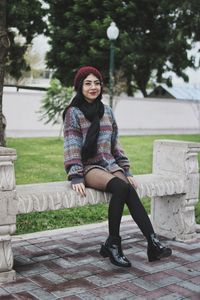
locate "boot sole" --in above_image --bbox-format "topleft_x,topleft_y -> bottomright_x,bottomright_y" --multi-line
148,248 -> 172,262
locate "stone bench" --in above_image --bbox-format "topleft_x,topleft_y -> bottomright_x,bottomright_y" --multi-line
0,139 -> 200,283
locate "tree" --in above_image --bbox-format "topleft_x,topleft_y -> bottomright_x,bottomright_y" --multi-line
6,0 -> 47,82
0,0 -> 10,146
45,0 -> 200,97
0,0 -> 47,145
45,0 -> 111,86
117,0 -> 198,96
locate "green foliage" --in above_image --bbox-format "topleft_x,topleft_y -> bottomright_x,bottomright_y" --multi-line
6,0 -> 47,80
7,134 -> 200,234
45,1 -> 111,86
45,0 -> 200,96
38,79 -> 73,125
5,1 -> 200,92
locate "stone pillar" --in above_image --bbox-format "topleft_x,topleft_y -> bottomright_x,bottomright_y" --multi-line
0,147 -> 17,283
151,140 -> 200,241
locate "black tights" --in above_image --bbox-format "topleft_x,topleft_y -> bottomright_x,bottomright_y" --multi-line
106,177 -> 154,239
85,168 -> 154,241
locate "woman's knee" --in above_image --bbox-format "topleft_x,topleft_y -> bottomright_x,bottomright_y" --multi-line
112,171 -> 129,183
106,177 -> 130,196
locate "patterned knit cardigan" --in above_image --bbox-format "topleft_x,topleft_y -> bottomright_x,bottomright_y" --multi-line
63,104 -> 132,183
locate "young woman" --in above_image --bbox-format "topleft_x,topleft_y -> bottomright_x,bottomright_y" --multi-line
63,66 -> 172,267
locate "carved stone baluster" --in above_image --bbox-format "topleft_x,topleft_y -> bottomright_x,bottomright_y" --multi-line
0,146 -> 17,283
151,140 -> 200,241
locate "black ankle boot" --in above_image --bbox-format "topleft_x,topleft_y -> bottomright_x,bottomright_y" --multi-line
147,233 -> 172,262
100,236 -> 131,267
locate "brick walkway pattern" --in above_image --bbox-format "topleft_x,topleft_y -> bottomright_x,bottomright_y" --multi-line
0,217 -> 200,300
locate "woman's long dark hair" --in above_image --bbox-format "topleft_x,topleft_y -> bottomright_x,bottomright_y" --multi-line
63,78 -> 104,161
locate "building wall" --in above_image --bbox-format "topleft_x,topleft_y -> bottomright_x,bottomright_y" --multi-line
114,96 -> 200,135
3,88 -> 200,137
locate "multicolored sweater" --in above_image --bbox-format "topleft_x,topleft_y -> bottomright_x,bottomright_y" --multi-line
63,104 -> 132,183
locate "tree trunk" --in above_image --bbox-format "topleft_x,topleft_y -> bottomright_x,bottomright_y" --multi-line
135,77 -> 148,97
140,87 -> 148,97
0,0 -> 10,146
126,77 -> 134,96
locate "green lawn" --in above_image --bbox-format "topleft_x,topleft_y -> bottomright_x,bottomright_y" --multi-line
7,134 -> 200,234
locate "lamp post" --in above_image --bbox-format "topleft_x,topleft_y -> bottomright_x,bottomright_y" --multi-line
107,21 -> 119,108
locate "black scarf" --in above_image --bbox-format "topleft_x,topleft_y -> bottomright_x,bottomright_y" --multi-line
79,98 -> 104,160
63,91 -> 104,161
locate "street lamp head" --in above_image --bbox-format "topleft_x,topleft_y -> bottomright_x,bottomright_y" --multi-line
107,22 -> 119,40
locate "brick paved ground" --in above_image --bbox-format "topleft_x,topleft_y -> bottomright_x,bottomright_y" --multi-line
0,217 -> 200,299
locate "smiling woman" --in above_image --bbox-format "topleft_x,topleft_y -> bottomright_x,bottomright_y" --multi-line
82,75 -> 101,103
62,66 -> 172,268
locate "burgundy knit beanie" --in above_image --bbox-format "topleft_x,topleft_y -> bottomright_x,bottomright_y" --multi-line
73,66 -> 103,91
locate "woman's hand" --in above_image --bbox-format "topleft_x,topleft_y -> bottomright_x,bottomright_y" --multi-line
127,176 -> 139,189
72,182 -> 86,197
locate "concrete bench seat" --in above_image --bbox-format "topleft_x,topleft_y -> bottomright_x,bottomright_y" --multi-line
16,174 -> 185,214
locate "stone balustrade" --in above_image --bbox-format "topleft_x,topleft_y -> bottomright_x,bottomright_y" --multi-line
0,139 -> 200,283
0,147 -> 17,283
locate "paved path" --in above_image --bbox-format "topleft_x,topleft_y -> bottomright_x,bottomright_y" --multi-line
1,217 -> 200,299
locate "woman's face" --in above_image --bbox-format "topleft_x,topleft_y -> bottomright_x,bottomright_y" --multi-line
82,73 -> 101,103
